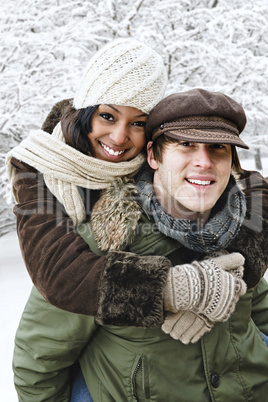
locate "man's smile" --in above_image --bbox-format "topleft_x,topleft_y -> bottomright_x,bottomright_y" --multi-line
186,178 -> 215,186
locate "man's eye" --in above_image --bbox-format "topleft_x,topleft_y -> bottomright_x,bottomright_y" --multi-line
100,113 -> 114,121
133,121 -> 146,127
212,144 -> 225,149
180,141 -> 192,147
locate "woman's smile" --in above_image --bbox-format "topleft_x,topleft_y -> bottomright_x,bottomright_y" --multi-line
99,141 -> 127,158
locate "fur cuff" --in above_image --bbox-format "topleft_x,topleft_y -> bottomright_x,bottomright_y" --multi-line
97,250 -> 171,327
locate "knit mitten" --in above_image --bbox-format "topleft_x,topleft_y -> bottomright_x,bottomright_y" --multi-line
164,252 -> 247,322
162,311 -> 213,344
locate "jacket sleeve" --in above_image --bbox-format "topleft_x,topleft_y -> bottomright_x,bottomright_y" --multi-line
227,170 -> 268,289
13,286 -> 97,401
11,158 -> 170,326
251,278 -> 268,336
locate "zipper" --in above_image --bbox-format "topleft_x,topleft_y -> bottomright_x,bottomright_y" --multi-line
132,357 -> 142,401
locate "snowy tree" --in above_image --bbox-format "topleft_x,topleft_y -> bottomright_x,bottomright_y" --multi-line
0,0 -> 268,235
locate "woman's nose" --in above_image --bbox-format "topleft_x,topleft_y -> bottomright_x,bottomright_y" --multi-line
109,125 -> 129,145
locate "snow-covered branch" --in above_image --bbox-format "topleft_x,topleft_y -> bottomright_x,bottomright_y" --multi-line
0,0 -> 267,235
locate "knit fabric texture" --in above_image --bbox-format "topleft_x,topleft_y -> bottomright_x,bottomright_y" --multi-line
136,166 -> 246,253
73,38 -> 167,114
164,253 -> 247,322
162,310 -> 214,344
6,122 -> 145,226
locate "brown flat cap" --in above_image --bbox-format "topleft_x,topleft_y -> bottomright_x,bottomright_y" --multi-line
145,88 -> 249,149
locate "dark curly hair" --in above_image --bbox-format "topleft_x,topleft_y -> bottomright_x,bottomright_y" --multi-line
61,104 -> 99,155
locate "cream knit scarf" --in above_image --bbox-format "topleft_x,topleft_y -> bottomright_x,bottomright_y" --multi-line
6,122 -> 146,226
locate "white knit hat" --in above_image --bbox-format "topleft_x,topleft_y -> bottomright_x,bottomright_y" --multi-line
73,38 -> 167,114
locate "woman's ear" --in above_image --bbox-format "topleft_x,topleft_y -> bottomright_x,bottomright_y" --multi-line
147,141 -> 159,170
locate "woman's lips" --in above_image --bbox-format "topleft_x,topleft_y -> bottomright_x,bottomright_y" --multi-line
100,142 -> 127,157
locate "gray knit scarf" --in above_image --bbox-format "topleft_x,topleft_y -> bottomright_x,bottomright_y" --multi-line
136,166 -> 246,253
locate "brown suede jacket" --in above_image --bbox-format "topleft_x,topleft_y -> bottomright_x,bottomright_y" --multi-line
11,157 -> 170,327
10,100 -> 268,326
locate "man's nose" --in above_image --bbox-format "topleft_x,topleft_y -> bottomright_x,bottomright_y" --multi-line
193,146 -> 213,169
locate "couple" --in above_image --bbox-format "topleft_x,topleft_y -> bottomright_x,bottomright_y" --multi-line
7,38 -> 268,401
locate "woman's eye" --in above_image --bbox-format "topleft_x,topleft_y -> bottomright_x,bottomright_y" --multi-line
100,113 -> 114,121
133,121 -> 146,127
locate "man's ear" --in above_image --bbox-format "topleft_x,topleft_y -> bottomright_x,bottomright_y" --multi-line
147,141 -> 159,170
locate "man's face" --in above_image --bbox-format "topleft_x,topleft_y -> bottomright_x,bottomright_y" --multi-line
147,140 -> 233,221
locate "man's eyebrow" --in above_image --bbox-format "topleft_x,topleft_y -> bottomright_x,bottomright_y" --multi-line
106,104 -> 147,118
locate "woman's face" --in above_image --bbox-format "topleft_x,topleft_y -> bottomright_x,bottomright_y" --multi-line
88,104 -> 147,162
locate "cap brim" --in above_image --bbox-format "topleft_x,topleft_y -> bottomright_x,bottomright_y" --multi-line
164,129 -> 249,149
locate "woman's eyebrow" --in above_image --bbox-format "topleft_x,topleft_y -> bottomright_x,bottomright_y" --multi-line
136,113 -> 148,118
106,104 -> 120,113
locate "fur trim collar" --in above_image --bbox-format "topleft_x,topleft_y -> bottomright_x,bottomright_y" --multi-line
91,177 -> 142,251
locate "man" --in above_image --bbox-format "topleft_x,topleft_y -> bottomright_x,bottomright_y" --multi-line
13,89 -> 268,401
71,89 -> 267,400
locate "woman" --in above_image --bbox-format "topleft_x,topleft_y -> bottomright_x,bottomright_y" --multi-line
7,37 -> 170,400
6,38 -> 174,326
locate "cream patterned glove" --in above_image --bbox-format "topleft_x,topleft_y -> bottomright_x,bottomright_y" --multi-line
162,310 -> 214,344
164,252 -> 247,322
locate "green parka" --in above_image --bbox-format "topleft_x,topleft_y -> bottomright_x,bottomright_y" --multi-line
13,213 -> 268,401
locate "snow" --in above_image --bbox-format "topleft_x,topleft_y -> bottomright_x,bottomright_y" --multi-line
0,231 -> 32,401
240,155 -> 268,177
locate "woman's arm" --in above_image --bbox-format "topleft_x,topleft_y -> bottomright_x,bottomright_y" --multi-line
227,170 -> 268,289
12,157 -> 105,315
12,157 -> 170,325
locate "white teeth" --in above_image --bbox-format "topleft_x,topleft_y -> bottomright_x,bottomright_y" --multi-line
188,179 -> 212,185
101,143 -> 125,156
